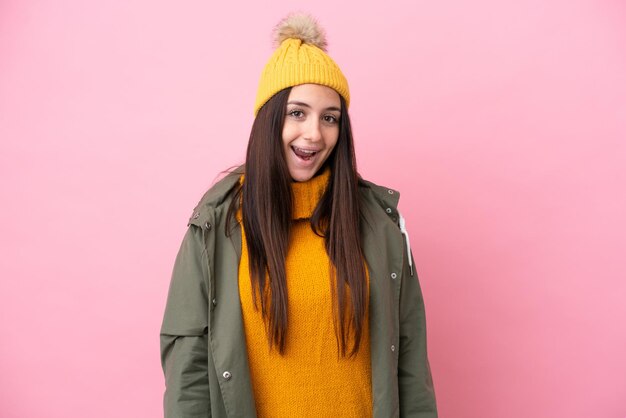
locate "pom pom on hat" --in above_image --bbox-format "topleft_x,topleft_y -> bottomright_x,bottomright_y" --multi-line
253,12 -> 350,115
272,13 -> 328,51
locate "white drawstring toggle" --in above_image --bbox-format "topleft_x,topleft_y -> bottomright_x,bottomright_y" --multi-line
398,212 -> 414,276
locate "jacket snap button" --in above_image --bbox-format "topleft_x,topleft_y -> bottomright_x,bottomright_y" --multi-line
388,189 -> 394,194
212,298 -> 217,306
222,371 -> 232,380
390,272 -> 397,279
385,208 -> 392,214
205,222 -> 212,230
391,345 -> 396,352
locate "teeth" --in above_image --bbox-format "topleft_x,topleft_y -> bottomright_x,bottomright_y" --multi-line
294,146 -> 317,154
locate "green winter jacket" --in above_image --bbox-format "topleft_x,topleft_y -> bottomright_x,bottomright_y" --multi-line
160,168 -> 437,417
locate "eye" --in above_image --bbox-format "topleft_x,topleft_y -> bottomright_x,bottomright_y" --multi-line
323,114 -> 339,124
288,109 -> 304,118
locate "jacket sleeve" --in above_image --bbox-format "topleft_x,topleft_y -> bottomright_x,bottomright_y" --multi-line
398,234 -> 438,417
160,225 -> 211,417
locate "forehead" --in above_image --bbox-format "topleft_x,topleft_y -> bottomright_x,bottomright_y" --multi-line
287,84 -> 341,108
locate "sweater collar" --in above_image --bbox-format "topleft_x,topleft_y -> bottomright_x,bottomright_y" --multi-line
291,166 -> 330,220
235,166 -> 331,221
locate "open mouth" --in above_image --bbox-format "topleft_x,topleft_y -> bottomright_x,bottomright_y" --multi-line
291,146 -> 319,161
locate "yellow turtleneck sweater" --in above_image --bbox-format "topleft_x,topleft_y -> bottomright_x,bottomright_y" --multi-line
237,168 -> 372,418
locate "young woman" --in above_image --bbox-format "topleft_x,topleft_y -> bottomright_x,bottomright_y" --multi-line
160,13 -> 437,418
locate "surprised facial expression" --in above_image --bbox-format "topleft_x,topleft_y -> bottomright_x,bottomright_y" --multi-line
282,84 -> 341,182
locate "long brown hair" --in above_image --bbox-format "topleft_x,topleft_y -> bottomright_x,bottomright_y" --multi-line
226,87 -> 366,357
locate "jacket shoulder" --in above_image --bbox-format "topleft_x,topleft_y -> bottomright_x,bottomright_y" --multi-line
186,166 -> 244,227
358,176 -> 401,212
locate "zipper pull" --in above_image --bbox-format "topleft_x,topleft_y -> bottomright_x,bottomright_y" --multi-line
398,212 -> 413,276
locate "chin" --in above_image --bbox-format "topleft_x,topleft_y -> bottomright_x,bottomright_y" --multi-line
288,166 -> 320,182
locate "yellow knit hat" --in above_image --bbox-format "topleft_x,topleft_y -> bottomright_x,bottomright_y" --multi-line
253,13 -> 350,116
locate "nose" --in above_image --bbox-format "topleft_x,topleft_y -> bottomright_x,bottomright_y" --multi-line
303,118 -> 322,142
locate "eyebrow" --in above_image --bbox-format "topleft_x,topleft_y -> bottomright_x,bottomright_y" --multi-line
287,101 -> 341,112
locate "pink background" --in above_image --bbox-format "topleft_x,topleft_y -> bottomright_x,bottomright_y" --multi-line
1,0 -> 625,417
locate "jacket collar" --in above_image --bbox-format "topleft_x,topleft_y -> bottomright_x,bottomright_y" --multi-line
187,166 -> 244,228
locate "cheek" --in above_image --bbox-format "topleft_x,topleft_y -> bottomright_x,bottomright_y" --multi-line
326,129 -> 340,150
281,123 -> 297,147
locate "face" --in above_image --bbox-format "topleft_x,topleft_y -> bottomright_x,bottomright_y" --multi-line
282,84 -> 341,182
